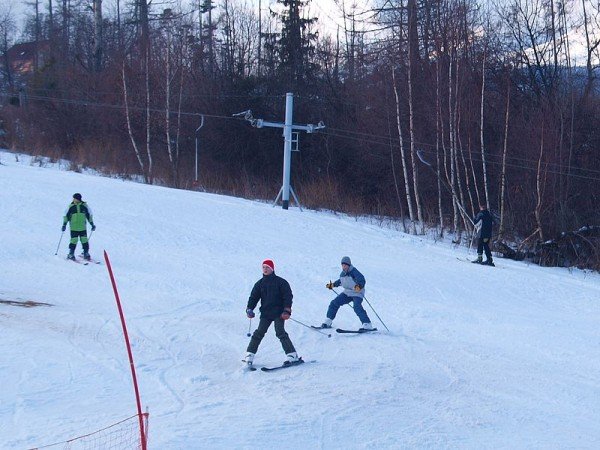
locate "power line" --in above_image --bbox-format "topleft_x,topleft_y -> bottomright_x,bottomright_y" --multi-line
3,90 -> 598,183
0,91 -> 244,122
318,129 -> 600,183
323,125 -> 600,178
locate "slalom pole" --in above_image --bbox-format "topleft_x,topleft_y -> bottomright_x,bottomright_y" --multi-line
362,296 -> 390,332
289,317 -> 332,338
246,318 -> 252,337
54,230 -> 65,255
104,250 -> 147,450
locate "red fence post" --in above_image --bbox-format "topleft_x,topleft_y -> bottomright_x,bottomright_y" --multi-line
104,250 -> 147,450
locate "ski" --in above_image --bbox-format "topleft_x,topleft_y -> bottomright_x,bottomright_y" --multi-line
261,358 -> 305,372
66,257 -> 87,265
336,328 -> 378,334
457,257 -> 497,268
79,255 -> 102,265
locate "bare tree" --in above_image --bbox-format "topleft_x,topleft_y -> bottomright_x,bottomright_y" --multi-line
392,66 -> 416,229
479,46 -> 489,209
581,0 -> 600,101
407,0 -> 423,232
92,0 -> 103,72
0,4 -> 16,90
122,61 -> 147,180
534,125 -> 546,242
499,76 -> 511,238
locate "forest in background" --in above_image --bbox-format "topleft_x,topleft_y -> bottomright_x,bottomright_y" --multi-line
1,0 -> 599,268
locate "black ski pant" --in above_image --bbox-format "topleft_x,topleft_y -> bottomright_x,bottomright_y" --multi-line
247,317 -> 296,355
69,230 -> 89,254
477,237 -> 492,260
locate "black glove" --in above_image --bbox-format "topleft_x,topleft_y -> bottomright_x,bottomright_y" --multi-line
61,224 -> 66,232
91,224 -> 96,231
281,307 -> 291,320
246,308 -> 255,319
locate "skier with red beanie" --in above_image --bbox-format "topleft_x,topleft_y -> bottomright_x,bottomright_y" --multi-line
243,259 -> 299,367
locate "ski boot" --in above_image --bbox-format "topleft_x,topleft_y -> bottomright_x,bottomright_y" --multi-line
318,318 -> 333,329
67,253 -> 76,261
83,251 -> 91,261
243,352 -> 255,367
284,352 -> 300,365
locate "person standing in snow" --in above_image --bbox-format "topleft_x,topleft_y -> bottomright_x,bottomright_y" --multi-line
319,256 -> 373,331
62,193 -> 96,261
472,203 -> 495,266
244,260 -> 299,367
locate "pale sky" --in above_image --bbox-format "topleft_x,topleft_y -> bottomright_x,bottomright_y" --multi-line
7,0 -> 375,40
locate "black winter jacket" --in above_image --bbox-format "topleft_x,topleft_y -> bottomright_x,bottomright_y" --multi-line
247,273 -> 293,320
473,209 -> 494,239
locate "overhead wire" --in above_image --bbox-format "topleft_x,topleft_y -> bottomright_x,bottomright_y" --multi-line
2,90 -> 598,183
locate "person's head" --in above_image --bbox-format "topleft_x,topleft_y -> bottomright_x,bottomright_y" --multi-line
262,259 -> 274,275
73,193 -> 82,203
341,256 -> 351,271
479,203 -> 487,210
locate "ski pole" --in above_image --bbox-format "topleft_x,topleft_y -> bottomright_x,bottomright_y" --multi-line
332,287 -> 355,308
246,318 -> 252,337
88,229 -> 94,241
289,317 -> 332,338
54,230 -> 65,255
334,287 -> 389,332
362,296 -> 390,332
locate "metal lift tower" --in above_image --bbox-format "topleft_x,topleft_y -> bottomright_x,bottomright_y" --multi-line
235,92 -> 325,210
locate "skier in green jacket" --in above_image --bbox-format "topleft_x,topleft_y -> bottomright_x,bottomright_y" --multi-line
62,193 -> 96,260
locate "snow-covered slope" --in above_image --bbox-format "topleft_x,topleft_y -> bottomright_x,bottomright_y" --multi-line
1,151 -> 599,449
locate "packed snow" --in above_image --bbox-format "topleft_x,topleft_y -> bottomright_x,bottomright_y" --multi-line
1,150 -> 599,449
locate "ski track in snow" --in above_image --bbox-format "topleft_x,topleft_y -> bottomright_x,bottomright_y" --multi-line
1,150 -> 600,448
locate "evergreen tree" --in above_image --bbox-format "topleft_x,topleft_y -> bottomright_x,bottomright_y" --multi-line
272,0 -> 318,90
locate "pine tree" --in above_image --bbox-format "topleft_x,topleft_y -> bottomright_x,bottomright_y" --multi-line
271,0 -> 318,89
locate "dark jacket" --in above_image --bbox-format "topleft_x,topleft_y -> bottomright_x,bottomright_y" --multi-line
473,209 -> 494,239
247,273 -> 293,320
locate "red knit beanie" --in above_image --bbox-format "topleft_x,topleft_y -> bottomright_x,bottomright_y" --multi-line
262,259 -> 275,271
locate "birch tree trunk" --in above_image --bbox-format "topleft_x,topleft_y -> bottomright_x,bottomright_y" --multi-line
407,0 -> 423,233
479,50 -> 490,208
165,30 -> 174,185
499,79 -> 510,237
388,72 -> 407,232
448,50 -> 459,233
122,61 -> 146,178
392,67 -> 416,227
535,125 -> 546,241
145,47 -> 153,184
436,54 -> 444,234
93,0 -> 103,72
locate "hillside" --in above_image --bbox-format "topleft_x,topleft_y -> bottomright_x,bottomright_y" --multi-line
1,150 -> 599,449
